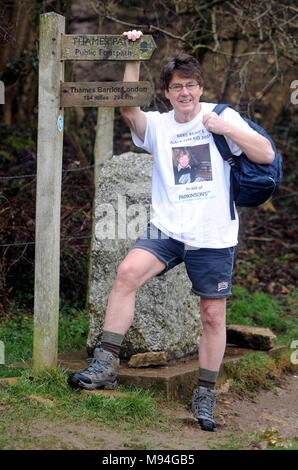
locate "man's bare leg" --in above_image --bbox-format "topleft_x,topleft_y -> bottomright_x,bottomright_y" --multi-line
198,297 -> 227,373
103,248 -> 166,335
191,297 -> 227,431
68,248 -> 165,390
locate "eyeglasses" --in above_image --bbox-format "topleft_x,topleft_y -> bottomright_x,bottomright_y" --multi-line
168,82 -> 199,92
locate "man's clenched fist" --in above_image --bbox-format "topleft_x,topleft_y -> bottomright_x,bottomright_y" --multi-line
203,112 -> 229,135
123,30 -> 143,41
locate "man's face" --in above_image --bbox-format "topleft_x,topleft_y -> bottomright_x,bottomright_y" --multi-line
165,72 -> 203,122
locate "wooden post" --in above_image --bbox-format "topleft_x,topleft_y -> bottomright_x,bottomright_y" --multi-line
0,341 -> 4,364
0,80 -> 4,104
94,17 -> 114,181
33,13 -> 65,372
94,107 -> 114,183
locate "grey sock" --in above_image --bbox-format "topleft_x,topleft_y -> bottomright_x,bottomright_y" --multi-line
101,331 -> 124,346
100,330 -> 124,358
198,368 -> 219,390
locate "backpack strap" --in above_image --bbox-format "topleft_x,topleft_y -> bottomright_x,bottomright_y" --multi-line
212,104 -> 236,164
212,103 -> 237,220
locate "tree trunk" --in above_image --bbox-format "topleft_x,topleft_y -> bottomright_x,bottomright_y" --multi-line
0,1 -> 35,127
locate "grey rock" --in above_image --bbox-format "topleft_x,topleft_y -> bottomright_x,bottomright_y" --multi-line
87,152 -> 202,360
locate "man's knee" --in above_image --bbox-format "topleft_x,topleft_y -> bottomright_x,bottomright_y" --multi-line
200,298 -> 226,330
114,248 -> 165,292
114,258 -> 141,291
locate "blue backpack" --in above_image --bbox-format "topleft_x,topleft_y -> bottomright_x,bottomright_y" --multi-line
212,104 -> 283,220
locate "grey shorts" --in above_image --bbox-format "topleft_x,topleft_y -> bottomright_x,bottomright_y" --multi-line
130,223 -> 236,298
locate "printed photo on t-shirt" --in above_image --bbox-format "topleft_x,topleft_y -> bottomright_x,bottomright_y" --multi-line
172,144 -> 212,185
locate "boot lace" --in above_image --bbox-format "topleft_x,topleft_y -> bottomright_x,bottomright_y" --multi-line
83,357 -> 108,375
192,388 -> 216,420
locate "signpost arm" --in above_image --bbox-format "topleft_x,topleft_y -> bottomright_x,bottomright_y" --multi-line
33,12 -> 65,372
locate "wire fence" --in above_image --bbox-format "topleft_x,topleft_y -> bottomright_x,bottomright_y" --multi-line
0,164 -> 94,247
0,164 -> 94,180
0,236 -> 91,248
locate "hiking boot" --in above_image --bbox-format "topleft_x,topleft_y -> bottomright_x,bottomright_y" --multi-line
67,347 -> 119,390
191,386 -> 217,431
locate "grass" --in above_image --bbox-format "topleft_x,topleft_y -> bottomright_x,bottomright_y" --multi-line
0,304 -> 89,365
227,285 -> 298,350
224,352 -> 281,395
0,287 -> 297,449
0,366 -> 165,430
208,432 -> 258,450
227,285 -> 287,331
0,365 -> 168,449
0,313 -> 33,364
275,290 -> 298,348
273,440 -> 298,450
258,430 -> 298,450
0,367 -> 24,378
209,432 -> 298,450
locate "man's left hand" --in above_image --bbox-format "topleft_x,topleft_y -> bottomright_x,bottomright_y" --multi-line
203,112 -> 229,135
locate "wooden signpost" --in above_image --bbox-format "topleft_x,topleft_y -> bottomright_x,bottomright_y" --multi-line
61,34 -> 156,61
33,12 -> 156,372
61,81 -> 153,107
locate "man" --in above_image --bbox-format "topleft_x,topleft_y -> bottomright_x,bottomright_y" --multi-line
68,30 -> 274,431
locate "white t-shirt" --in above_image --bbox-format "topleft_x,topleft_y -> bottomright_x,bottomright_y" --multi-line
131,102 -> 257,248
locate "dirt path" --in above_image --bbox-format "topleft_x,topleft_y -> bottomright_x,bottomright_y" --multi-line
216,374 -> 298,441
6,373 -> 297,450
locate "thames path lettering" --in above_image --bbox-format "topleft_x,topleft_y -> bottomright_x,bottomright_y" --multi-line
61,34 -> 156,61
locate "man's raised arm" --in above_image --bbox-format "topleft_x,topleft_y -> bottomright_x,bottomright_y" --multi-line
120,31 -> 147,142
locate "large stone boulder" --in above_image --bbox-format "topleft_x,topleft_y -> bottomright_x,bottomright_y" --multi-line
87,152 -> 202,360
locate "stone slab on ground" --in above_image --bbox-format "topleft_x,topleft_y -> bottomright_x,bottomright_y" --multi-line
128,351 -> 167,368
56,345 -> 287,402
226,324 -> 276,350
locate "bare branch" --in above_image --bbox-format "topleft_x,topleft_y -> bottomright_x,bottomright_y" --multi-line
195,0 -> 231,13
105,14 -> 146,30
